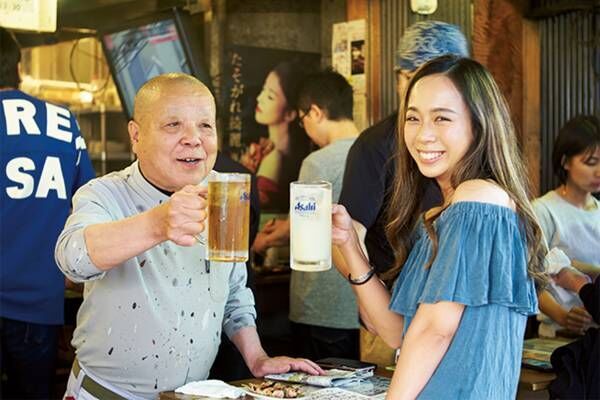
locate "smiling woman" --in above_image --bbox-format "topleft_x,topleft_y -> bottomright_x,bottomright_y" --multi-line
330,55 -> 547,399
403,74 -> 473,191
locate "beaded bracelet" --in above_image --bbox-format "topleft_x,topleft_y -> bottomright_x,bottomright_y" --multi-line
348,266 -> 375,285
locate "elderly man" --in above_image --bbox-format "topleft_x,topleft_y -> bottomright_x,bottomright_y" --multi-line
55,73 -> 321,400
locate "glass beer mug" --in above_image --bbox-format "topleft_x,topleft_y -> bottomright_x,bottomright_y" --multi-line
207,172 -> 251,262
289,181 -> 332,271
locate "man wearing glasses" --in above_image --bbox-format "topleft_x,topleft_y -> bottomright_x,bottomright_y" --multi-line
254,70 -> 361,360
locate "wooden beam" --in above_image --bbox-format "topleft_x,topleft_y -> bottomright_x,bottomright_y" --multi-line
522,18 -> 541,196
369,1 -> 381,124
473,0 -> 542,195
346,0 -> 368,20
473,0 -> 524,138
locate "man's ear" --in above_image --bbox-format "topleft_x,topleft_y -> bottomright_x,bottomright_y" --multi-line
128,120 -> 140,151
17,62 -> 23,85
310,104 -> 325,123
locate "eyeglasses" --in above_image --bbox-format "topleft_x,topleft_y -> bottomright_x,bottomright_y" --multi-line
297,109 -> 310,128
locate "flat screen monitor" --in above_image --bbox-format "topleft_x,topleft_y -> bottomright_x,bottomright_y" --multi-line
101,10 -> 208,118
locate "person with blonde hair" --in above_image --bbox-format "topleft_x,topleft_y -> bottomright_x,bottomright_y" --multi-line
332,55 -> 546,398
337,21 -> 469,365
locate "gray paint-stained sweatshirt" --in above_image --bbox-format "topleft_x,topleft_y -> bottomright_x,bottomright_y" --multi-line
55,161 -> 256,399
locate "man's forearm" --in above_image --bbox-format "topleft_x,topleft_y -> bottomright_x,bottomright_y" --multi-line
230,326 -> 268,372
84,207 -> 164,270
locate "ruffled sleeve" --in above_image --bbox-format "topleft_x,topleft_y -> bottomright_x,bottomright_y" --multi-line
390,202 -> 538,317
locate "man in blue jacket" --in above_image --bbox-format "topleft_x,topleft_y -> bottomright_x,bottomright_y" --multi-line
0,27 -> 96,398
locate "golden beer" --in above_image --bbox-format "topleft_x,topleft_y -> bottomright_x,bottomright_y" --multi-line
207,173 -> 251,262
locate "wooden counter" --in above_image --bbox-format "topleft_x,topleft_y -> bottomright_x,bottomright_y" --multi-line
519,368 -> 555,392
160,368 -> 391,399
159,366 -> 553,399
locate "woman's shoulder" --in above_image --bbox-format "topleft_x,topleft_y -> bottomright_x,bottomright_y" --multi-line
452,179 -> 515,211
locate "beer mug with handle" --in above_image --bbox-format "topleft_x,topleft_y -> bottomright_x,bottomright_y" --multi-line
290,181 -> 332,271
207,172 -> 251,262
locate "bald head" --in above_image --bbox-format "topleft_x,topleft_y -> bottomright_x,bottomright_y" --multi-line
127,73 -> 218,192
133,73 -> 214,123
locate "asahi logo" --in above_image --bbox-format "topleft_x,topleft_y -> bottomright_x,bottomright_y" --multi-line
294,196 -> 317,217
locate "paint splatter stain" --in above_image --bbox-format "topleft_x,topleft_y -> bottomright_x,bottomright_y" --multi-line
172,278 -> 178,287
132,302 -> 137,309
154,378 -> 158,390
140,260 -> 146,267
108,347 -> 114,355
142,355 -> 148,361
155,354 -> 159,359
152,339 -> 156,345
190,312 -> 195,317
188,278 -> 192,285
213,312 -> 216,318
190,338 -> 194,344
181,310 -> 184,317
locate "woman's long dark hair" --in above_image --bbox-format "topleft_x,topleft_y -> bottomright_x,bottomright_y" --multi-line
384,55 -> 547,288
271,61 -> 313,190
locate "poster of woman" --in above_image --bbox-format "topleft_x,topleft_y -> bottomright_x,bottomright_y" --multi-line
223,46 -> 320,212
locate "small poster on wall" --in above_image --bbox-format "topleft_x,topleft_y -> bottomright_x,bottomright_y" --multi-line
332,19 -> 368,131
222,46 -> 320,212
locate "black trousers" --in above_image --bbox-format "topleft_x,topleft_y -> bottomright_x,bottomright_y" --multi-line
0,317 -> 58,399
290,321 -> 359,361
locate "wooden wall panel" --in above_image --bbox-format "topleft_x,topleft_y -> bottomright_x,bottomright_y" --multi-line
522,19 -> 541,196
368,1 -> 382,123
473,0 -> 541,194
346,0 -> 368,20
473,0 -> 525,137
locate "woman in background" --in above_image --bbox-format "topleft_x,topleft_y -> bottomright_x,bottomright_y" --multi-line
242,62 -> 312,211
331,55 -> 546,399
533,115 -> 600,337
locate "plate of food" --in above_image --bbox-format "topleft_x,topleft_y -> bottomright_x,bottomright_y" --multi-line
241,380 -> 309,399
